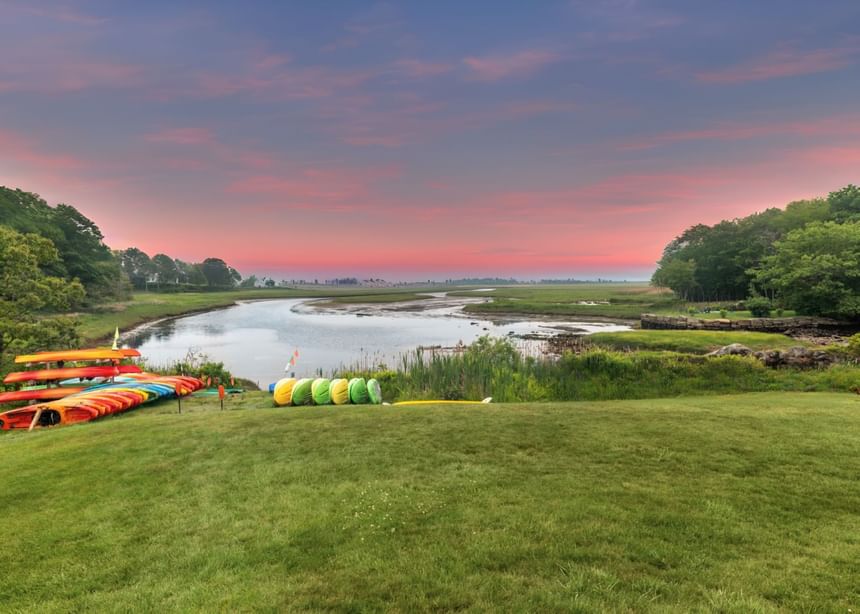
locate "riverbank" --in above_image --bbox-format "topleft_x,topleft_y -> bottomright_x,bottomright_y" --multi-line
2,392 -> 856,611
77,287 -> 447,343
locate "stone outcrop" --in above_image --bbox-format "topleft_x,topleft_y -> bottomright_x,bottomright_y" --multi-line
706,343 -> 753,357
706,344 -> 836,368
641,314 -> 845,333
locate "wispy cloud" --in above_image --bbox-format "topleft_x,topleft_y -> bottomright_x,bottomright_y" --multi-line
696,41 -> 860,84
0,129 -> 85,170
143,127 -> 215,146
463,49 -> 560,81
391,59 -> 453,78
620,114 -> 860,150
2,1 -> 107,26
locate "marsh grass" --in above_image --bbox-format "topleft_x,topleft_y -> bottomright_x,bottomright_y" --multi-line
1,393 -> 858,611
342,337 -> 859,403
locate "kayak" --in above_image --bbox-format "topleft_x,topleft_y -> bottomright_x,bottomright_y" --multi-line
14,348 -> 140,364
0,373 -> 203,430
393,400 -> 491,406
4,364 -> 141,384
0,387 -> 86,403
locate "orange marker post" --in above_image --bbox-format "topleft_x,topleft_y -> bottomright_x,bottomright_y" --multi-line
218,384 -> 225,411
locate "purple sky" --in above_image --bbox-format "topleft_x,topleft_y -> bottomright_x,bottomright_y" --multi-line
1,0 -> 858,280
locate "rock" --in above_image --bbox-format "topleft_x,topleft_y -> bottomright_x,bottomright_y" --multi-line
707,343 -> 753,357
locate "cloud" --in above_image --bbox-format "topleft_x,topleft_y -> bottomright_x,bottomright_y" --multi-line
143,127 -> 215,146
696,41 -> 860,84
0,56 -> 143,93
0,129 -> 85,170
391,59 -> 453,78
620,114 -> 860,150
2,1 -> 107,26
463,49 -> 559,81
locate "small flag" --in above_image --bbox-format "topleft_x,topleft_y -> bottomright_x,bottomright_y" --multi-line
111,326 -> 120,350
230,376 -> 235,387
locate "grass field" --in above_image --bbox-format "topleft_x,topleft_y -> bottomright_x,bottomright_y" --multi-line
588,330 -> 810,354
2,392 -> 858,611
456,283 -> 680,319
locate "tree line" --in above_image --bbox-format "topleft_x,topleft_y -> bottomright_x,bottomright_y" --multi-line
0,186 -> 246,373
652,184 -> 860,319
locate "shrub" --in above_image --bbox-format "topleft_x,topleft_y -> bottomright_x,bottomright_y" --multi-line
846,333 -> 860,358
745,296 -> 772,317
719,309 -> 727,318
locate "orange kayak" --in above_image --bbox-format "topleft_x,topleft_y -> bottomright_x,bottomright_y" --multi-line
0,387 -> 86,403
4,365 -> 141,384
0,373 -> 203,430
14,348 -> 141,364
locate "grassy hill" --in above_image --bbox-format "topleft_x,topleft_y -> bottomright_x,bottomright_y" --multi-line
1,393 -> 858,611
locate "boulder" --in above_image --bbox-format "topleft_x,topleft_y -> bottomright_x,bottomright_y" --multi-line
707,343 -> 753,357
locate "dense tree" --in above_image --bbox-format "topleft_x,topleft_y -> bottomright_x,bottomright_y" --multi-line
0,226 -> 84,373
119,248 -> 155,290
652,190 -> 848,302
651,258 -> 699,301
0,187 -> 125,300
239,275 -> 258,288
152,253 -> 180,284
828,184 -> 860,223
751,221 -> 860,319
200,258 -> 238,287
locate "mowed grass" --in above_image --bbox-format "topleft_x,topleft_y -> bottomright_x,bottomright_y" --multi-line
589,330 -> 811,354
457,283 -> 679,319
2,393 -> 858,611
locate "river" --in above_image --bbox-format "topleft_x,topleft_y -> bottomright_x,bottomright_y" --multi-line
126,296 -> 631,386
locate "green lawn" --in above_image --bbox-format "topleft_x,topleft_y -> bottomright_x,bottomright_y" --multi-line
2,392 -> 857,611
589,330 -> 810,354
457,283 -> 679,320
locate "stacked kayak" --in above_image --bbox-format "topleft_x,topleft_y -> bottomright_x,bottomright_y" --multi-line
1,348 -> 143,405
0,373 -> 202,430
0,346 -> 202,430
271,376 -> 383,406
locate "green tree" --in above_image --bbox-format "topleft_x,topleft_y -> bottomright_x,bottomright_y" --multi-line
119,248 -> 155,290
828,184 -> 860,223
0,226 -> 85,373
752,221 -> 860,319
0,187 -> 126,301
151,254 -> 180,285
200,258 -> 236,287
239,275 -> 258,288
651,258 -> 699,301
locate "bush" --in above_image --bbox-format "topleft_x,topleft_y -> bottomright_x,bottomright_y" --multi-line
745,296 -> 772,317
719,309 -> 727,318
846,333 -> 860,358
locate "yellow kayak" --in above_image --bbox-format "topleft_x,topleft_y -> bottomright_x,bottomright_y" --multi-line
392,398 -> 492,406
15,348 -> 140,364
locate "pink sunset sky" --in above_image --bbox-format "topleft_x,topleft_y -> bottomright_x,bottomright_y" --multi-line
1,1 -> 858,280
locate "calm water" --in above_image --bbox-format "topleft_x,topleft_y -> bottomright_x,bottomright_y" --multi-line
127,298 -> 630,385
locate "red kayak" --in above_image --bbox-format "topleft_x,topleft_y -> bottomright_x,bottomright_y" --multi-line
0,387 -> 86,404
3,364 -> 141,384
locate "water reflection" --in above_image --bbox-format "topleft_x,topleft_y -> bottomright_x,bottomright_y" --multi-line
129,298 -> 630,386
